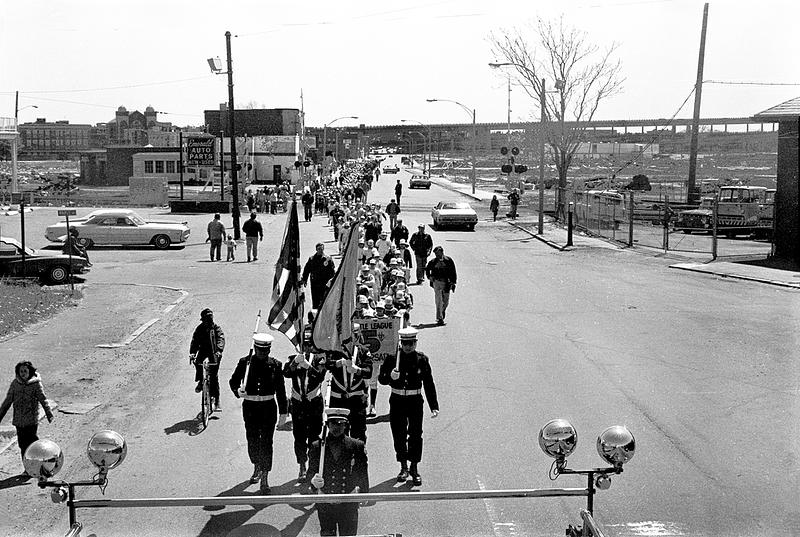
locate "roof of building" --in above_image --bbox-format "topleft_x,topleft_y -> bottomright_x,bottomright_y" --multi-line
753,96 -> 800,120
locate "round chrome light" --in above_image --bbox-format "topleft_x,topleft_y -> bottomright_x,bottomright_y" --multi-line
87,430 -> 127,471
596,425 -> 635,467
23,439 -> 64,480
538,419 -> 578,459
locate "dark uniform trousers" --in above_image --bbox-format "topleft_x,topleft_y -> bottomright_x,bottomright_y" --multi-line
230,355 -> 288,473
284,355 -> 326,464
243,399 -> 278,471
378,350 -> 438,464
326,349 -> 373,443
308,436 -> 369,537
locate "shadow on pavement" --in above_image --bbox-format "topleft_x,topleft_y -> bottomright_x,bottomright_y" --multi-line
0,474 -> 32,490
197,478 -> 315,537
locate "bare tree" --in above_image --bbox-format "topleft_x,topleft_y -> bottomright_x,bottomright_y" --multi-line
490,17 -> 624,216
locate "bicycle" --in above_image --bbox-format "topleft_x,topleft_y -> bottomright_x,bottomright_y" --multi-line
191,353 -> 216,429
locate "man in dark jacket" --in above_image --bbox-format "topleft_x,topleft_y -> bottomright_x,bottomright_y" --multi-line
394,180 -> 403,207
390,218 -> 409,246
409,224 -> 433,285
301,242 -> 336,310
378,327 -> 438,486
302,189 -> 314,222
229,333 -> 288,494
425,246 -> 457,325
189,308 -> 225,411
242,212 -> 263,262
308,407 -> 369,536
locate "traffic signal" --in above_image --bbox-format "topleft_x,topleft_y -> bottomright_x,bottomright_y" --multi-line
294,160 -> 302,169
514,165 -> 528,174
303,160 -> 311,167
500,147 -> 509,155
501,164 -> 513,174
511,147 -> 520,156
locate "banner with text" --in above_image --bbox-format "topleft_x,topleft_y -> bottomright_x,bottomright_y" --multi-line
358,316 -> 401,363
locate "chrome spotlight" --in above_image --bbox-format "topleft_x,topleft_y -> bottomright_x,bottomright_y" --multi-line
596,425 -> 635,468
23,439 -> 64,480
538,419 -> 578,460
87,430 -> 127,472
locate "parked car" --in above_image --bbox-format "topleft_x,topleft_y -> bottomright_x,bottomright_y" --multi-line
383,164 -> 400,174
431,201 -> 478,231
409,174 -> 431,189
0,236 -> 90,285
45,209 -> 190,249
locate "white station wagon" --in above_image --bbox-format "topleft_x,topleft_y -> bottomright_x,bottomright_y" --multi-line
45,209 -> 190,249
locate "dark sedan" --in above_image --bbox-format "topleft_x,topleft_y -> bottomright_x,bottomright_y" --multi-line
0,237 -> 90,285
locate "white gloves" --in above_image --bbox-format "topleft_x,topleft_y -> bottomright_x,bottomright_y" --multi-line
431,409 -> 439,418
336,358 -> 347,368
390,369 -> 400,380
311,474 -> 325,489
278,414 -> 287,427
345,360 -> 357,374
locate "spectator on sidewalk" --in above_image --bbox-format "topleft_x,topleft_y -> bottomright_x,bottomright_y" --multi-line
0,361 -> 54,472
242,212 -> 263,262
490,195 -> 500,221
206,213 -> 226,262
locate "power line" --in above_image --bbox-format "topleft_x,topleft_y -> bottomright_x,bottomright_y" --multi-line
704,80 -> 800,86
611,86 -> 696,179
10,95 -> 203,120
0,75 -> 212,95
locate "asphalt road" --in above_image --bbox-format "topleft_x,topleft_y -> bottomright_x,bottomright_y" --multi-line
1,157 -> 799,537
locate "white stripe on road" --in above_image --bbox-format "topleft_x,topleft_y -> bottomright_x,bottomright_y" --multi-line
476,476 -> 518,537
96,318 -> 159,348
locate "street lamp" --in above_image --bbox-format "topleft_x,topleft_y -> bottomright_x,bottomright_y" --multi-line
12,93 -> 38,194
207,31 -> 242,239
323,116 -> 358,172
401,119 -> 432,175
489,62 -> 563,234
427,98 -> 476,194
405,131 -> 426,171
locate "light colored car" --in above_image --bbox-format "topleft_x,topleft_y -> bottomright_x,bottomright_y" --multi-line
45,209 -> 190,249
409,174 -> 431,189
0,236 -> 90,284
431,201 -> 478,231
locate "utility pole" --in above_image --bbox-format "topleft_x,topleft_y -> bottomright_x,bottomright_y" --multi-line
538,79 -> 546,235
225,31 -> 241,239
687,3 -> 709,205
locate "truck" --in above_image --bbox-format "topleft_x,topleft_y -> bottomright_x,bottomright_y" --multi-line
673,185 -> 774,238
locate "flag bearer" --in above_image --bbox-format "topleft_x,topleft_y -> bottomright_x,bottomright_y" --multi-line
229,333 -> 288,494
325,326 -> 372,444
283,330 -> 327,482
378,327 -> 439,486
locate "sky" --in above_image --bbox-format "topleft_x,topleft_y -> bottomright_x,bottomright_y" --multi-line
2,0 -> 799,130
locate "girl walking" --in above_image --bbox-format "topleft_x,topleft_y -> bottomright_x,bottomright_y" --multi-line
0,361 -> 54,472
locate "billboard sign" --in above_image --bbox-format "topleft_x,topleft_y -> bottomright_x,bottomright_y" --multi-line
186,137 -> 216,166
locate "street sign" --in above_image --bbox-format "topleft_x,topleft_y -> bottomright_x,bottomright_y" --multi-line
58,210 -> 77,216
186,137 -> 216,166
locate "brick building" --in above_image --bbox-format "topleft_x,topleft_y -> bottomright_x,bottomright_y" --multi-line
18,118 -> 92,159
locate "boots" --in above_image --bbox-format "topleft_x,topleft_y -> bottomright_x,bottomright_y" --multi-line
396,462 -> 409,482
260,471 -> 271,494
409,462 -> 422,486
249,465 -> 261,484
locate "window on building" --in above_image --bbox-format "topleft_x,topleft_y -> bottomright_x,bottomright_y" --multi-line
155,160 -> 164,173
144,160 -> 154,173
166,161 -> 175,173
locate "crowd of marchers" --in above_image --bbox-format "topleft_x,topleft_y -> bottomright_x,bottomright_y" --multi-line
187,159 -> 451,536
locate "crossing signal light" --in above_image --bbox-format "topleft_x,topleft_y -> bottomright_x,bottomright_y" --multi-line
514,165 -> 528,174
500,147 -> 509,155
501,164 -> 513,174
511,147 -> 520,156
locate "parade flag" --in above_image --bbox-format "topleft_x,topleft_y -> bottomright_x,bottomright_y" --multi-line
268,200 -> 304,349
312,223 -> 361,353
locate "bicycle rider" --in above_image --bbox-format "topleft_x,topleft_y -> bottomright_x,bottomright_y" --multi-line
189,308 -> 226,412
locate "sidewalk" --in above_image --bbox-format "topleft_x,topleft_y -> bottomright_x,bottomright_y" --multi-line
431,175 -> 800,289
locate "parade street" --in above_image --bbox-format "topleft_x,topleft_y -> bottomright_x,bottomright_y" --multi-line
1,162 -> 798,537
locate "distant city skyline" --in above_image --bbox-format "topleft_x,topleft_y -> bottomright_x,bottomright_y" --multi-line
3,0 -> 799,129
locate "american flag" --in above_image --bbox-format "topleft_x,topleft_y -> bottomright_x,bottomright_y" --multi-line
268,199 -> 304,350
